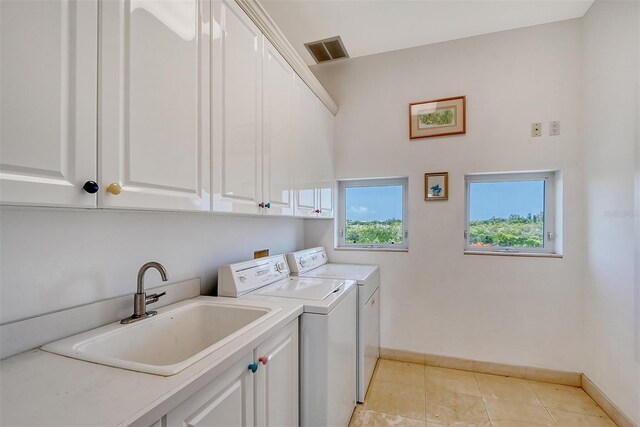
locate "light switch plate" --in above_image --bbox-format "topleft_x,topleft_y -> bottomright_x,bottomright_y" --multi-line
531,122 -> 542,137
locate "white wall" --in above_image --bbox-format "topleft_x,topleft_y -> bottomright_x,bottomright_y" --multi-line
0,207 -> 304,323
307,19 -> 586,372
582,0 -> 640,423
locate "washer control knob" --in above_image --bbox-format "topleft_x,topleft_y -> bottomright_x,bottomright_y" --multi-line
275,262 -> 286,272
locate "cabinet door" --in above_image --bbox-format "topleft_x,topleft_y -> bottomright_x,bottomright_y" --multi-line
100,0 -> 210,211
316,104 -> 335,218
262,40 -> 294,216
292,77 -> 318,217
255,320 -> 299,427
165,351 -> 255,427
211,0 -> 263,214
362,288 -> 380,401
0,0 -> 97,207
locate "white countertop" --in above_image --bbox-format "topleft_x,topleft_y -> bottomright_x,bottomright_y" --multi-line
0,296 -> 303,427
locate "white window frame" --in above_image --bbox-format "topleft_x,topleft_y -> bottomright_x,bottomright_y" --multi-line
464,171 -> 556,255
337,177 -> 409,250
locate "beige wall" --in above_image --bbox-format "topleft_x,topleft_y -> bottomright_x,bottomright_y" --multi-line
0,207 -> 304,323
308,19 -> 586,372
582,0 -> 640,423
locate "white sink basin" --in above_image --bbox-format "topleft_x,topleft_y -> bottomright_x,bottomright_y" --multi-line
41,300 -> 278,376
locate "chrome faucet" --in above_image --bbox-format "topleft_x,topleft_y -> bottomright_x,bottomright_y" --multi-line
121,262 -> 168,324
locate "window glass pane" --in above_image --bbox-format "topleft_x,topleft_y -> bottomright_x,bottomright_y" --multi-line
345,185 -> 403,245
469,180 -> 545,248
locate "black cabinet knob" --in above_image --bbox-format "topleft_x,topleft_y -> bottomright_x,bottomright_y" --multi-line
83,181 -> 99,194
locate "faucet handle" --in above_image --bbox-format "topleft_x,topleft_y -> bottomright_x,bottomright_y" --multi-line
146,291 -> 166,305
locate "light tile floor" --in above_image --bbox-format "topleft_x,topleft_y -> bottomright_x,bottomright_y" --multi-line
349,359 -> 617,427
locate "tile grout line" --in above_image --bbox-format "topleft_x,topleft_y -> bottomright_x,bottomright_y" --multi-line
424,363 -> 429,424
527,379 -> 613,420
527,379 -> 559,426
474,372 -> 496,427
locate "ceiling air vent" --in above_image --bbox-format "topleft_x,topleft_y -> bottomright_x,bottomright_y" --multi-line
304,36 -> 349,64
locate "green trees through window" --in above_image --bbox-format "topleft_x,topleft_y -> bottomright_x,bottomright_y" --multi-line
466,173 -> 555,253
339,178 -> 408,249
345,219 -> 403,245
469,213 -> 544,248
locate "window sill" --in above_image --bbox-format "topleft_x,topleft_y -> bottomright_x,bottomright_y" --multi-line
464,251 -> 562,258
335,246 -> 409,253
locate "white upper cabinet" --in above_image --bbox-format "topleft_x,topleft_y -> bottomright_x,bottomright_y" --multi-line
211,0 -> 263,215
262,41 -> 294,216
0,0 -> 98,207
292,76 -> 318,217
293,76 -> 335,218
2,0 -> 334,216
99,0 -> 210,211
211,0 -> 299,217
316,102 -> 335,218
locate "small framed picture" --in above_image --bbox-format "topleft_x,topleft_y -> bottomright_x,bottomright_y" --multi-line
409,96 -> 466,139
425,172 -> 448,201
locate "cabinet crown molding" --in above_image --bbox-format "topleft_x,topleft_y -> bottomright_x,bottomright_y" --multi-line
234,0 -> 339,115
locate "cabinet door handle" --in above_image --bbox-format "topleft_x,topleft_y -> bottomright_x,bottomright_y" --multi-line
106,183 -> 122,195
314,209 -> 321,214
258,202 -> 265,208
258,355 -> 269,365
264,202 -> 271,209
82,181 -> 99,194
248,362 -> 259,373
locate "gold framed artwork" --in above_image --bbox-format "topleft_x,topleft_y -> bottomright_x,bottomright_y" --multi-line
409,96 -> 466,139
425,172 -> 448,201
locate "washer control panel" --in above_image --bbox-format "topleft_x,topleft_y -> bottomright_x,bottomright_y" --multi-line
219,255 -> 291,296
286,247 -> 328,274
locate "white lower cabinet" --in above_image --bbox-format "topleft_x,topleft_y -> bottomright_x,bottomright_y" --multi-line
163,320 -> 298,427
255,319 -> 299,426
165,350 -> 255,427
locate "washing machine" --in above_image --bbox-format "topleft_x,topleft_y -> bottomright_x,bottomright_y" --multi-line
218,254 -> 357,427
285,247 -> 379,403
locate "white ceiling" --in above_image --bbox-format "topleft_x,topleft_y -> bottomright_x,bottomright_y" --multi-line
260,0 -> 594,65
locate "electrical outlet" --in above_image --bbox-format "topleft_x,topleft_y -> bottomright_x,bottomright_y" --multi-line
550,121 -> 560,136
531,122 -> 542,137
254,249 -> 269,259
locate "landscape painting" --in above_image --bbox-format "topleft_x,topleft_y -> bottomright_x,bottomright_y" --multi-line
410,96 -> 466,139
418,106 -> 456,129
